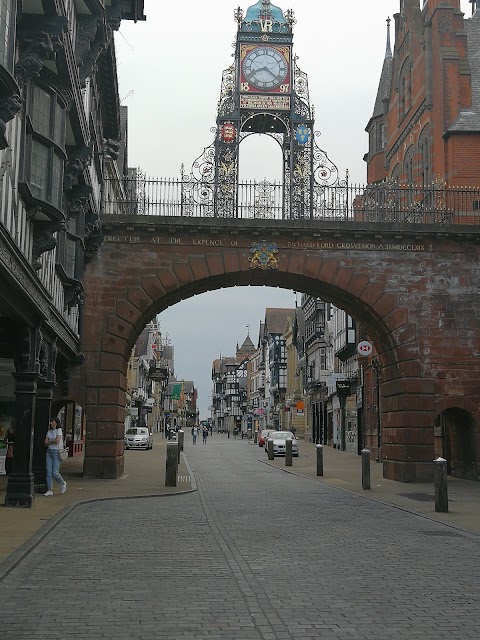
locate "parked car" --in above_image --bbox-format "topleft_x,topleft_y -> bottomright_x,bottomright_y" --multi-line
124,427 -> 153,450
265,431 -> 299,457
258,429 -> 273,447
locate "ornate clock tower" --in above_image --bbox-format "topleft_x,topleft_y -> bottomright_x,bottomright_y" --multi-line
190,1 -> 343,219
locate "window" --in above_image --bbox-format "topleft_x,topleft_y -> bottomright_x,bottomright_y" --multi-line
27,86 -> 66,210
404,145 -> 414,186
0,0 -> 14,71
398,59 -> 412,122
418,126 -> 431,187
375,122 -> 384,153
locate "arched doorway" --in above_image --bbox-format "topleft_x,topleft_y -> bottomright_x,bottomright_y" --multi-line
436,408 -> 479,480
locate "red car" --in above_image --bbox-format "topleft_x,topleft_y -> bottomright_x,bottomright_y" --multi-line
258,429 -> 272,447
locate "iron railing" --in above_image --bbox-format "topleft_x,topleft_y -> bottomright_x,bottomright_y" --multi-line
102,177 -> 480,225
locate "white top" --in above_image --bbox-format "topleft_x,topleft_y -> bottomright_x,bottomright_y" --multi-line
46,428 -> 63,450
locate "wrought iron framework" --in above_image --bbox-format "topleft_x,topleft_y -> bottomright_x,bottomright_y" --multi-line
101,2 -> 480,226
102,175 -> 480,224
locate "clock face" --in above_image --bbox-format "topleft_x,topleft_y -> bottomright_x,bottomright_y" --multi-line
242,46 -> 289,91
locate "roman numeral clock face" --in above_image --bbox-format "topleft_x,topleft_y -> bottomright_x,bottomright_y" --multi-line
242,46 -> 289,91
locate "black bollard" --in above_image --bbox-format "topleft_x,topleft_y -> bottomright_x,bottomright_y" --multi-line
285,438 -> 293,466
316,444 -> 324,476
433,457 -> 448,513
254,430 -> 258,444
165,441 -> 179,487
178,430 -> 184,452
227,430 -> 230,438
361,448 -> 371,490
267,438 -> 274,460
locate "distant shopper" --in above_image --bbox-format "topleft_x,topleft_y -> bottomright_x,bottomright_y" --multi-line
192,425 -> 198,445
202,425 -> 209,445
3,423 -> 14,475
44,418 -> 67,496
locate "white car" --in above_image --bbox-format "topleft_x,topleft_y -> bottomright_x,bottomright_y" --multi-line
124,427 -> 153,450
265,431 -> 299,457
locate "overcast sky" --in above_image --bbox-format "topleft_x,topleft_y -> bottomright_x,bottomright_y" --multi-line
115,1 -> 473,417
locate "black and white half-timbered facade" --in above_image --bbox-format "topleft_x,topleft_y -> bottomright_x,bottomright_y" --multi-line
0,0 -> 145,506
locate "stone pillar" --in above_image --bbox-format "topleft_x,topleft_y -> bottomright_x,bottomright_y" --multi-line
32,381 -> 53,494
4,372 -> 38,507
83,368 -> 126,479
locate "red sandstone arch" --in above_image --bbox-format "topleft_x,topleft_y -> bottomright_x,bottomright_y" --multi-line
70,221 -> 480,483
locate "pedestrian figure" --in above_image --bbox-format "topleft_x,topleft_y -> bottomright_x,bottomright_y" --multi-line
192,425 -> 198,445
202,425 -> 209,445
43,418 -> 67,496
3,423 -> 14,475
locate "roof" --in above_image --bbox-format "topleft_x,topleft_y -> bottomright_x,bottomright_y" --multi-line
134,326 -> 150,357
448,11 -> 480,133
370,20 -> 393,123
264,308 -> 295,335
243,1 -> 286,27
237,334 -> 256,357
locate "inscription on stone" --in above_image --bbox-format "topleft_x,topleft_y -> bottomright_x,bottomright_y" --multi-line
103,236 -> 427,252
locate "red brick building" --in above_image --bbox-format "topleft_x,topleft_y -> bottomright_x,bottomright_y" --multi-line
366,0 -> 480,188
362,0 -> 480,478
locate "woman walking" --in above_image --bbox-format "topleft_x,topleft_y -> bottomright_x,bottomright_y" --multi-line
44,418 -> 67,496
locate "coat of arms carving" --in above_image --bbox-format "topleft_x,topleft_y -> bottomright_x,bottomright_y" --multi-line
249,240 -> 279,270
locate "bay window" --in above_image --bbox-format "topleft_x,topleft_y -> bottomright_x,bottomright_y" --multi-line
27,85 -> 66,210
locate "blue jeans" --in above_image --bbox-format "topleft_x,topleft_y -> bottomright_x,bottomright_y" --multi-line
46,449 -> 65,490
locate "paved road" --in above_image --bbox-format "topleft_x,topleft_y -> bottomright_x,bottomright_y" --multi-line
1,436 -> 479,639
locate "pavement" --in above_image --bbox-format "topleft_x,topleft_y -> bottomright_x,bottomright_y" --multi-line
0,432 -> 478,580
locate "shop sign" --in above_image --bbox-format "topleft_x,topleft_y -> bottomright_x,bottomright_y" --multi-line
336,381 -> 350,396
357,341 -> 373,357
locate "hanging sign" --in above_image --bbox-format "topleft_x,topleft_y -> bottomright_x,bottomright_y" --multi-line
336,381 -> 350,396
357,341 -> 373,357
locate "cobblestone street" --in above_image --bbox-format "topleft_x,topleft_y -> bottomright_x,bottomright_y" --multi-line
1,437 -> 479,640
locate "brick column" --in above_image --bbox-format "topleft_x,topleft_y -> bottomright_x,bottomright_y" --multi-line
83,368 -> 126,479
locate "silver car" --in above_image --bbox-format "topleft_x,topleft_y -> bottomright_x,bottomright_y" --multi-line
265,431 -> 299,457
124,427 -> 153,450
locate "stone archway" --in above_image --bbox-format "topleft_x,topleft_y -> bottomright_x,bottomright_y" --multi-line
69,218 -> 480,483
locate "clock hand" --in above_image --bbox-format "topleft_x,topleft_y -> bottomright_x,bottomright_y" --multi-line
254,66 -> 276,77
